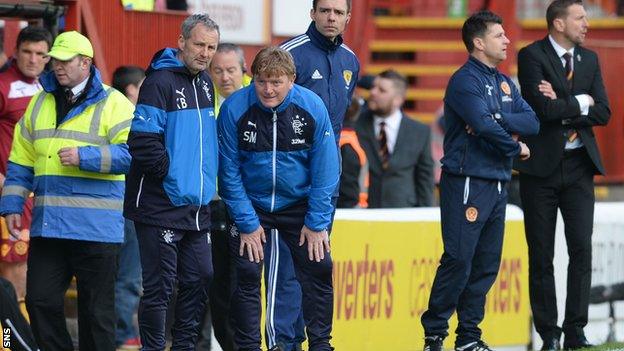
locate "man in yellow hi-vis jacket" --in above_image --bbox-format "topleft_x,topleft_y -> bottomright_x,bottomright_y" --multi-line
0,31 -> 134,351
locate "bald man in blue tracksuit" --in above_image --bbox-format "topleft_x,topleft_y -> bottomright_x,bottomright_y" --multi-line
421,11 -> 539,351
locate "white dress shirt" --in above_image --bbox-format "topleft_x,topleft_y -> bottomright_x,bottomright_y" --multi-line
373,109 -> 402,155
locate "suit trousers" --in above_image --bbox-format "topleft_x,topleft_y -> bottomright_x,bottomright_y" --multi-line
421,172 -> 507,347
519,148 -> 595,340
26,237 -> 120,351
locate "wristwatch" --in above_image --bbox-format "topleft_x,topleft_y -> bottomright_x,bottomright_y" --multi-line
493,112 -> 502,121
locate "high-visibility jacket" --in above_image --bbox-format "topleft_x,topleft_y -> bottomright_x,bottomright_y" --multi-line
339,129 -> 368,208
0,67 -> 134,243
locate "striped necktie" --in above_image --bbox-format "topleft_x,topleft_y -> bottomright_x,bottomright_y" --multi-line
378,121 -> 390,170
563,53 -> 578,142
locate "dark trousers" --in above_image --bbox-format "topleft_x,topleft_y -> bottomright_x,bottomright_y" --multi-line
26,237 -> 119,351
197,200 -> 237,351
268,197 -> 337,351
115,219 -> 142,345
136,222 -> 213,351
0,277 -> 38,351
519,148 -> 595,341
230,204 -> 334,351
421,173 -> 507,347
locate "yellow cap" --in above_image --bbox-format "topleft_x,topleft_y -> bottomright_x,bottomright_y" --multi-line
47,31 -> 94,61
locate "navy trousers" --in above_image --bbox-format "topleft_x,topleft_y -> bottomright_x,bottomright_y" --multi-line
135,222 -> 213,351
421,172 -> 507,347
230,203 -> 334,351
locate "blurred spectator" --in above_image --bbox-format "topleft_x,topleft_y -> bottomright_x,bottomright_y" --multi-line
0,31 -> 134,350
356,69 -> 434,208
0,26 -> 52,301
338,95 -> 368,208
167,0 -> 187,11
121,0 -> 154,11
196,42 -> 251,351
112,65 -> 145,350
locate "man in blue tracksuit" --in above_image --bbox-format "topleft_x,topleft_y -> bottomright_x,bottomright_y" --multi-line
275,1 -> 359,349
123,14 -> 220,350
218,46 -> 339,351
421,11 -> 539,351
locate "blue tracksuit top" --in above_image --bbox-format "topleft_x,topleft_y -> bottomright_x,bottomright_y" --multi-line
281,22 -> 360,142
124,48 -> 217,231
441,56 -> 540,181
217,84 -> 339,234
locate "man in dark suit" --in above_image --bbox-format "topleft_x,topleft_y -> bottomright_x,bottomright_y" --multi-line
356,69 -> 434,208
515,1 -> 611,350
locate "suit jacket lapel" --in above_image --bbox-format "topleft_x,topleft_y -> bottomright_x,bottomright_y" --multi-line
388,114 -> 408,168
541,37 -> 569,91
571,46 -> 584,92
359,112 -> 383,166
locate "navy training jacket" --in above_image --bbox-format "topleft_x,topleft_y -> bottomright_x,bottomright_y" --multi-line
124,48 -> 217,231
217,84 -> 339,234
281,22 -> 360,142
441,56 -> 540,181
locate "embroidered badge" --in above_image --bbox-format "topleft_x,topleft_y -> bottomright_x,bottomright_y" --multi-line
161,229 -> 174,244
230,224 -> 239,238
465,207 -> 478,222
500,81 -> 511,95
343,70 -> 353,86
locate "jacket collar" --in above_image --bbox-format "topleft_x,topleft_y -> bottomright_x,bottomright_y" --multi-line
467,55 -> 498,76
40,65 -> 108,121
147,47 -> 197,77
306,22 -> 344,52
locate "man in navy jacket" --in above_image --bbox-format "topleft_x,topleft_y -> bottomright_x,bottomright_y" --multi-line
123,14 -> 219,350
218,46 -> 339,351
275,1 -> 359,349
421,11 -> 539,351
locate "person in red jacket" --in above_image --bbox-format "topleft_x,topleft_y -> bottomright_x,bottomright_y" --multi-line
0,26 -> 52,301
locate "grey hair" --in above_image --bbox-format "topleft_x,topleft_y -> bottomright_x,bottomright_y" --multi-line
181,13 -> 220,39
214,43 -> 246,71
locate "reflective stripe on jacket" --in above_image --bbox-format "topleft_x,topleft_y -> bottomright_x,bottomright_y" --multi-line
0,67 -> 134,243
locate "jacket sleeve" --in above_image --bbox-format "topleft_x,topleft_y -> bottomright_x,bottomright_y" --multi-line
127,76 -> 170,178
338,144 -> 361,208
0,108 -> 36,216
305,100 -> 339,232
413,125 -> 434,207
445,74 -> 521,158
217,102 -> 260,234
496,80 -> 540,136
517,46 -> 583,123
566,54 -> 611,128
78,92 -> 134,175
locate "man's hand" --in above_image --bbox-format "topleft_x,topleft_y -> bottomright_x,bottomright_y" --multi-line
239,226 -> 266,263
299,225 -> 330,262
5,214 -> 22,241
58,147 -> 80,166
0,172 -> 5,189
519,141 -> 530,160
538,80 -> 557,100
